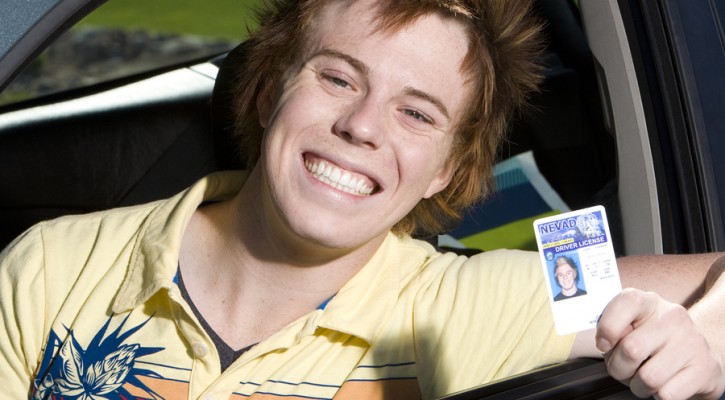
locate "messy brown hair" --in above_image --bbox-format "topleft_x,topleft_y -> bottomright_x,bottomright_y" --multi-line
232,0 -> 544,237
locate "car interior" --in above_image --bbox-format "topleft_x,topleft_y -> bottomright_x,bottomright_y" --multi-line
0,0 -> 652,397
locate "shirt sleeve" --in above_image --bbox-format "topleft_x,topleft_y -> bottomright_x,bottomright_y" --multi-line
412,249 -> 576,398
0,226 -> 48,398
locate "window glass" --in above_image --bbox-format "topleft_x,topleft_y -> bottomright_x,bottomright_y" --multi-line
0,0 -> 260,106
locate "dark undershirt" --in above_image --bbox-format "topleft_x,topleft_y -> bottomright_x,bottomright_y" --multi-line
177,268 -> 255,371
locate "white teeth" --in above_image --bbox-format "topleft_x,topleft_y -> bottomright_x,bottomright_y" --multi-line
340,171 -> 351,186
304,158 -> 375,196
330,167 -> 341,182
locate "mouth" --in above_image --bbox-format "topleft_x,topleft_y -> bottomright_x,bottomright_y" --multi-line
304,153 -> 380,196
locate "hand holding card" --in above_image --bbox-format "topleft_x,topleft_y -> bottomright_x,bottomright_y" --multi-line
539,208 -> 725,397
596,288 -> 725,398
533,206 -> 622,335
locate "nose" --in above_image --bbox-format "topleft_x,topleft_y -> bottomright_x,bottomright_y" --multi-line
333,96 -> 384,149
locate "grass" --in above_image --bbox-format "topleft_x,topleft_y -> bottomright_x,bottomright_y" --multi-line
77,0 -> 263,40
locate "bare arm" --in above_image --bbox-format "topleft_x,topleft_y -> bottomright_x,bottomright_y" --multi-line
616,253 -> 723,306
688,256 -> 725,381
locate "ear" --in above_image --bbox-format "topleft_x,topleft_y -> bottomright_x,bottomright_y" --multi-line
256,82 -> 275,128
423,161 -> 456,199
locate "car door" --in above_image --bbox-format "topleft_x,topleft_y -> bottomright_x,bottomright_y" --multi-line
581,0 -> 725,255
445,0 -> 725,397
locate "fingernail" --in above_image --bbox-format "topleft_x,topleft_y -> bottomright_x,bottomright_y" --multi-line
597,338 -> 612,353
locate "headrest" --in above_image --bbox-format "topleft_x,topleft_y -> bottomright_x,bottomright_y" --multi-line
211,41 -> 251,170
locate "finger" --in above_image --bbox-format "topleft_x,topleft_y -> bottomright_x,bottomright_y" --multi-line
596,289 -> 657,353
602,351 -> 633,388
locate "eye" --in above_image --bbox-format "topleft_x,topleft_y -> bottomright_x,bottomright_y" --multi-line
320,72 -> 352,90
403,108 -> 433,124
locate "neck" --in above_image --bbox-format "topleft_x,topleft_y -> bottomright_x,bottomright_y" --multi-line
179,167 -> 387,318
562,286 -> 578,296
178,174 -> 387,349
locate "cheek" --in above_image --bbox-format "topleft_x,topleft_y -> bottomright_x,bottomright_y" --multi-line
262,94 -> 327,152
396,149 -> 435,190
396,136 -> 452,179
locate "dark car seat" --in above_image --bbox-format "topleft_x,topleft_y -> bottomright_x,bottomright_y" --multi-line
0,60 -> 241,249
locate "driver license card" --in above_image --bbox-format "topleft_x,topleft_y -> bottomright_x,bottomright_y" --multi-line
533,206 -> 622,335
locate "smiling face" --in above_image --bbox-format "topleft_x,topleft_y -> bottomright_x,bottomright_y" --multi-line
252,0 -> 470,252
555,262 -> 577,291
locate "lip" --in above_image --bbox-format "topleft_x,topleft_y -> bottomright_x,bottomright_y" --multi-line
301,152 -> 382,196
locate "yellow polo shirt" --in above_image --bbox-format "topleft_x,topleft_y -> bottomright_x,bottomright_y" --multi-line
0,171 -> 574,400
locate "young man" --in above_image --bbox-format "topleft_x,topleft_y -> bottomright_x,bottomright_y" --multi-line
553,255 -> 587,301
1,0 -> 724,399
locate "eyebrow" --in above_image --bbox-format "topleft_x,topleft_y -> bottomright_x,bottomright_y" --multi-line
402,87 -> 451,121
310,49 -> 452,122
311,49 -> 370,75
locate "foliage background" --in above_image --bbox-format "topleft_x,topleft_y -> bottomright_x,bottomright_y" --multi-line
78,0 -> 260,40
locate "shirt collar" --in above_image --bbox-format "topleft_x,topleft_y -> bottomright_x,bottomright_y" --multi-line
112,171 -> 247,312
311,232 -> 400,344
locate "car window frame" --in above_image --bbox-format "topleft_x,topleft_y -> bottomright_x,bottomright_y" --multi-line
0,0 -> 105,93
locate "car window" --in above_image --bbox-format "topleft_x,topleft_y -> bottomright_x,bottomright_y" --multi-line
0,0 -> 260,106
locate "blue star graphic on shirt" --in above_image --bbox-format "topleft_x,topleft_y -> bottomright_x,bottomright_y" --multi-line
32,314 -> 165,400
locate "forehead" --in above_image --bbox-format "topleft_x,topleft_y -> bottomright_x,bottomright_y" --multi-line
304,0 -> 471,119
308,0 -> 468,56
555,262 -> 574,271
